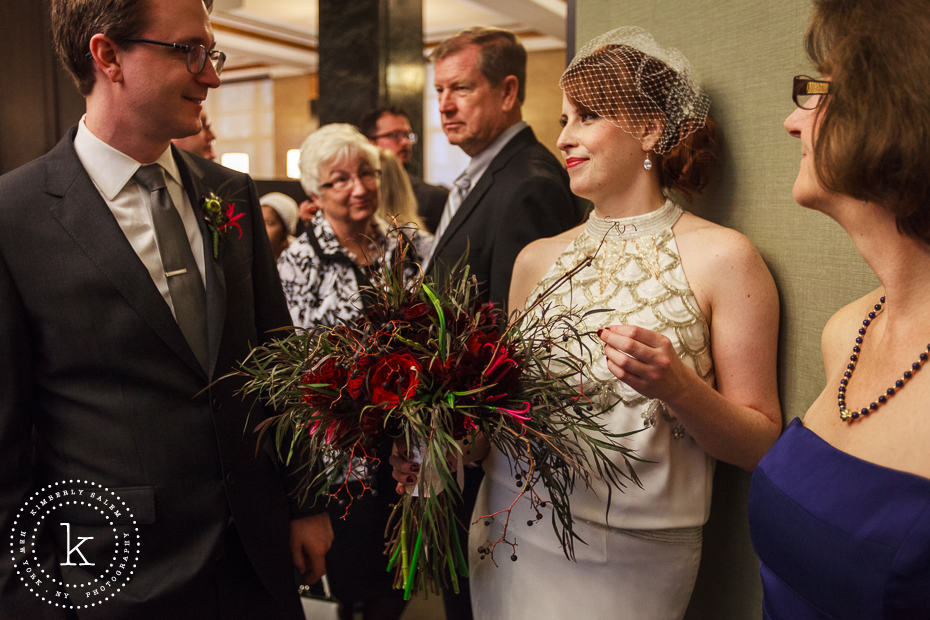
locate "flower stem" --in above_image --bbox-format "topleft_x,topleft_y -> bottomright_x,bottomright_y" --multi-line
404,516 -> 425,600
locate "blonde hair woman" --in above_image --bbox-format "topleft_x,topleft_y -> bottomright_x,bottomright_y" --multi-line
376,148 -> 426,232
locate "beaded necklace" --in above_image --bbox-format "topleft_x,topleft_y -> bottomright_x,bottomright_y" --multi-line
838,296 -> 930,422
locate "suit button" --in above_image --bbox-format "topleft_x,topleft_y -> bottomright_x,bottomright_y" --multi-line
224,472 -> 234,487
212,397 -> 222,410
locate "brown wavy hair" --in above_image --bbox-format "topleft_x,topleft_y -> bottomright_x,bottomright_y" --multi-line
806,0 -> 930,243
656,116 -> 717,198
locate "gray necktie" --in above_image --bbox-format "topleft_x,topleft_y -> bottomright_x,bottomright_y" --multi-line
134,164 -> 209,370
425,170 -> 471,269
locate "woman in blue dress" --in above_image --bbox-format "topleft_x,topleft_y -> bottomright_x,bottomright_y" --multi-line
747,0 -> 930,617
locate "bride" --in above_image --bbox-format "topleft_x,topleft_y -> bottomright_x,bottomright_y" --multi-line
393,26 -> 782,619
466,27 -> 782,619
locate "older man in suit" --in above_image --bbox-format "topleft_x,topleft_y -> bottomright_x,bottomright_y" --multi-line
421,26 -> 579,620
0,0 -> 330,617
424,27 -> 579,308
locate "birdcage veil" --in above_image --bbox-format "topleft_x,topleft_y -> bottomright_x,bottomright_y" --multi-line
559,26 -> 710,155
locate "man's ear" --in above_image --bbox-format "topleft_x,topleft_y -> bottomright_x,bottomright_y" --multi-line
88,33 -> 123,83
640,118 -> 663,153
500,75 -> 520,112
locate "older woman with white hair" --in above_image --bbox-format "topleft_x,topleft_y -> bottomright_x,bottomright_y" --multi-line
278,123 -> 427,328
277,123 -> 422,620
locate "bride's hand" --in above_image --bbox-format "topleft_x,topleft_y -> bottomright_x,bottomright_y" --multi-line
389,441 -> 420,495
389,434 -> 490,495
599,324 -> 692,402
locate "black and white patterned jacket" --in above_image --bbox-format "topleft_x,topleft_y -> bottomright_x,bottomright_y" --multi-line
277,210 -> 431,329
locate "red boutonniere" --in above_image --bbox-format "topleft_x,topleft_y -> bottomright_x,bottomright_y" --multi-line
202,192 -> 245,259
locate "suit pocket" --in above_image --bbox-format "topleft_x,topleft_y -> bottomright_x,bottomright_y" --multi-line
112,485 -> 156,524
56,485 -> 157,526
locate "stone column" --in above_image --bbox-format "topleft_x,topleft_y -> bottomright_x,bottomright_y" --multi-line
317,0 -> 426,174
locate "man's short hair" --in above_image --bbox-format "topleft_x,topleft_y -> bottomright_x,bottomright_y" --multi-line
358,106 -> 410,140
431,27 -> 527,104
51,0 -> 215,96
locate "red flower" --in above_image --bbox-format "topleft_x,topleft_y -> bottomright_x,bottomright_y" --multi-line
370,352 -> 421,407
401,302 -> 431,320
219,202 -> 245,239
300,357 -> 346,407
475,302 -> 502,327
465,331 -> 497,357
347,355 -> 374,399
302,357 -> 344,388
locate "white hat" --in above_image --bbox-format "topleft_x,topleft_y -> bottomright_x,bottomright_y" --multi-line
259,192 -> 299,235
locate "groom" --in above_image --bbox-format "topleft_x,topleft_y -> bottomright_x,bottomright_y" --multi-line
0,0 -> 330,617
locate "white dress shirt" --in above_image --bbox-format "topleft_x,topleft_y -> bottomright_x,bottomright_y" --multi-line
422,120 -> 529,269
458,120 -> 528,194
73,118 -> 207,318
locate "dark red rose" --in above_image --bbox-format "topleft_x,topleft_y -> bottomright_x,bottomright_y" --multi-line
475,302 -> 502,327
358,407 -> 386,436
370,352 -> 422,407
302,357 -> 344,388
465,331 -> 497,357
300,357 -> 347,408
347,355 -> 374,399
401,302 -> 431,320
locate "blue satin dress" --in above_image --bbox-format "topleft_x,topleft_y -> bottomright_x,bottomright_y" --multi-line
749,418 -> 930,619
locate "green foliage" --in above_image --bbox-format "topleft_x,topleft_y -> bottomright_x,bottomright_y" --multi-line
235,230 -> 641,597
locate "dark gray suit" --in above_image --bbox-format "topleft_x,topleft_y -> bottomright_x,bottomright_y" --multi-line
0,128 -> 303,618
410,176 -> 449,234
428,126 -> 580,308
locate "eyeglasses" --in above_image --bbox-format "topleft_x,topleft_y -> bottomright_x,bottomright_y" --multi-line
320,169 -> 381,192
793,75 -> 831,110
373,130 -> 417,145
120,38 -> 226,76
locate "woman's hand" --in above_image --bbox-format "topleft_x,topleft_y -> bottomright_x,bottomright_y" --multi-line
389,434 -> 490,495
599,325 -> 692,403
389,441 -> 421,495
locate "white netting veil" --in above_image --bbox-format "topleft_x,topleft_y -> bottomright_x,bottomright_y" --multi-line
559,26 -> 710,155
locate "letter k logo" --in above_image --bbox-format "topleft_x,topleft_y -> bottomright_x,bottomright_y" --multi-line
59,522 -> 95,566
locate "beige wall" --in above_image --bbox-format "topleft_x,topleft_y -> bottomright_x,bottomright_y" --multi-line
574,2 -> 878,619
257,48 -> 564,180
524,49 -> 569,159
272,74 -> 319,178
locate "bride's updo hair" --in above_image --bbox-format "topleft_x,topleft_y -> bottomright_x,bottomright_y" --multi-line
560,27 -> 717,197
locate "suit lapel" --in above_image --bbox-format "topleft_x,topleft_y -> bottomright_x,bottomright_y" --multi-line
175,148 -> 227,379
44,130 -> 205,376
431,127 -> 535,259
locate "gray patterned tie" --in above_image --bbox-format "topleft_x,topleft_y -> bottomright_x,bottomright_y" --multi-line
134,164 -> 209,370
425,170 -> 471,269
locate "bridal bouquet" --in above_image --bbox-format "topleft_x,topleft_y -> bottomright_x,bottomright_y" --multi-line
236,231 -> 640,598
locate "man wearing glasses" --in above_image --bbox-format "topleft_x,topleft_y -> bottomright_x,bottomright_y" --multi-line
360,107 -> 449,233
0,0 -> 329,617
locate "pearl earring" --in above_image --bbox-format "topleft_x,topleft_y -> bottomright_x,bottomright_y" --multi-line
643,154 -> 653,171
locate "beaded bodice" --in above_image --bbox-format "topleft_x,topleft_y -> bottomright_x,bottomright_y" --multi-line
528,200 -> 714,437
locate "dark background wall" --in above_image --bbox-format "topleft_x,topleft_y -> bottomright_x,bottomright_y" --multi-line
0,0 -> 84,174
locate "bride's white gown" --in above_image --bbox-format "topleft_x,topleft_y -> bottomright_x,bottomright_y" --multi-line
469,202 -> 715,620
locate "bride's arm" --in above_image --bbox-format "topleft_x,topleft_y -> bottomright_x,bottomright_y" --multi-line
600,225 -> 782,470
